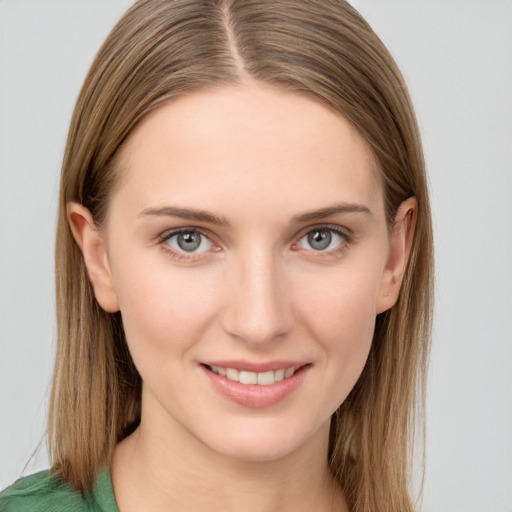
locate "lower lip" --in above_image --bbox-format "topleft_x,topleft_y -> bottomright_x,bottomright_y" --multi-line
202,365 -> 310,408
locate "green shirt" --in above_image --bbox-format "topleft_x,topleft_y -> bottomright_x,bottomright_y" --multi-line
0,469 -> 119,512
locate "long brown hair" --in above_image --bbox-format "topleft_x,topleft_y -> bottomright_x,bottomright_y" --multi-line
50,1 -> 433,509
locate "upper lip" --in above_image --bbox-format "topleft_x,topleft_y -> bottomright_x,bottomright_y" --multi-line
201,360 -> 309,373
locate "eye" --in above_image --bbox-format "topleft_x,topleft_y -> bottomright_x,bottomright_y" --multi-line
165,230 -> 213,253
297,228 -> 347,252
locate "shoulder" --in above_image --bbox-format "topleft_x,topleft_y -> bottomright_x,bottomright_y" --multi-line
0,470 -> 117,512
0,470 -> 86,511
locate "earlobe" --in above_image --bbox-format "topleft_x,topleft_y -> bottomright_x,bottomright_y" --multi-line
376,197 -> 417,314
67,202 -> 120,313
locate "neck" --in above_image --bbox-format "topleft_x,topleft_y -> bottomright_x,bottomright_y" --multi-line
111,402 -> 348,512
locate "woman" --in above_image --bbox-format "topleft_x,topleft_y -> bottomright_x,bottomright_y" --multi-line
0,0 -> 433,510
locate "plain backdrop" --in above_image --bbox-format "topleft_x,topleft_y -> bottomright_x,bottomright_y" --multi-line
1,1 -> 511,510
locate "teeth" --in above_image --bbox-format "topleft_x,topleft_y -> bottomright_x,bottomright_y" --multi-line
274,369 -> 285,382
284,367 -> 295,378
209,365 -> 298,385
239,371 -> 257,384
257,371 -> 275,385
226,368 -> 239,381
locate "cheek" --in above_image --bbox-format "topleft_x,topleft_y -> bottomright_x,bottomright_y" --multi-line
300,265 -> 381,342
297,268 -> 382,402
110,252 -> 221,357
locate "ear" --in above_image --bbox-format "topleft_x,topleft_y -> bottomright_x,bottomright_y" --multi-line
67,202 -> 120,313
376,197 -> 417,314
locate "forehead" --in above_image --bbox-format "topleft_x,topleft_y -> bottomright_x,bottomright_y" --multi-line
112,84 -> 383,221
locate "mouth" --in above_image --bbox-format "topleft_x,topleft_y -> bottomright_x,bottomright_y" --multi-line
204,364 -> 302,386
200,361 -> 311,408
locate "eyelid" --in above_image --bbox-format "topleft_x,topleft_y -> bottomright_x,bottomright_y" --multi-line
294,223 -> 352,243
156,226 -> 217,244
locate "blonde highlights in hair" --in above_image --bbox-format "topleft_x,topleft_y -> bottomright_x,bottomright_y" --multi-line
50,1 -> 433,509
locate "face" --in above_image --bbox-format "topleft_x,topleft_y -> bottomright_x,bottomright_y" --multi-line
72,84 -> 411,463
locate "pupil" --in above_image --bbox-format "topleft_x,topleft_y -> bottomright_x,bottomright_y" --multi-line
177,232 -> 201,251
308,230 -> 331,250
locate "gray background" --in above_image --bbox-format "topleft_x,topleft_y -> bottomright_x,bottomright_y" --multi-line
1,1 -> 511,510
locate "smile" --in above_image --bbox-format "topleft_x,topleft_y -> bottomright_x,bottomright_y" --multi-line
202,362 -> 311,408
207,365 -> 298,385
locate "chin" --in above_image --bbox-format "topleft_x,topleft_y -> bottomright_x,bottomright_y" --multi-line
196,416 -> 329,464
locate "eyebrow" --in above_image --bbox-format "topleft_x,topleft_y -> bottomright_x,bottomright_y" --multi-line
139,202 -> 372,227
138,206 -> 231,226
291,203 -> 373,224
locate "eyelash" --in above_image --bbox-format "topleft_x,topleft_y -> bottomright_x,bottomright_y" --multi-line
156,225 -> 352,262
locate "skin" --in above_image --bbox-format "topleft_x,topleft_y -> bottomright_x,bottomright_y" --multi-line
69,84 -> 415,512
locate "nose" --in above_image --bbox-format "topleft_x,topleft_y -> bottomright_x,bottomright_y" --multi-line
221,248 -> 294,346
